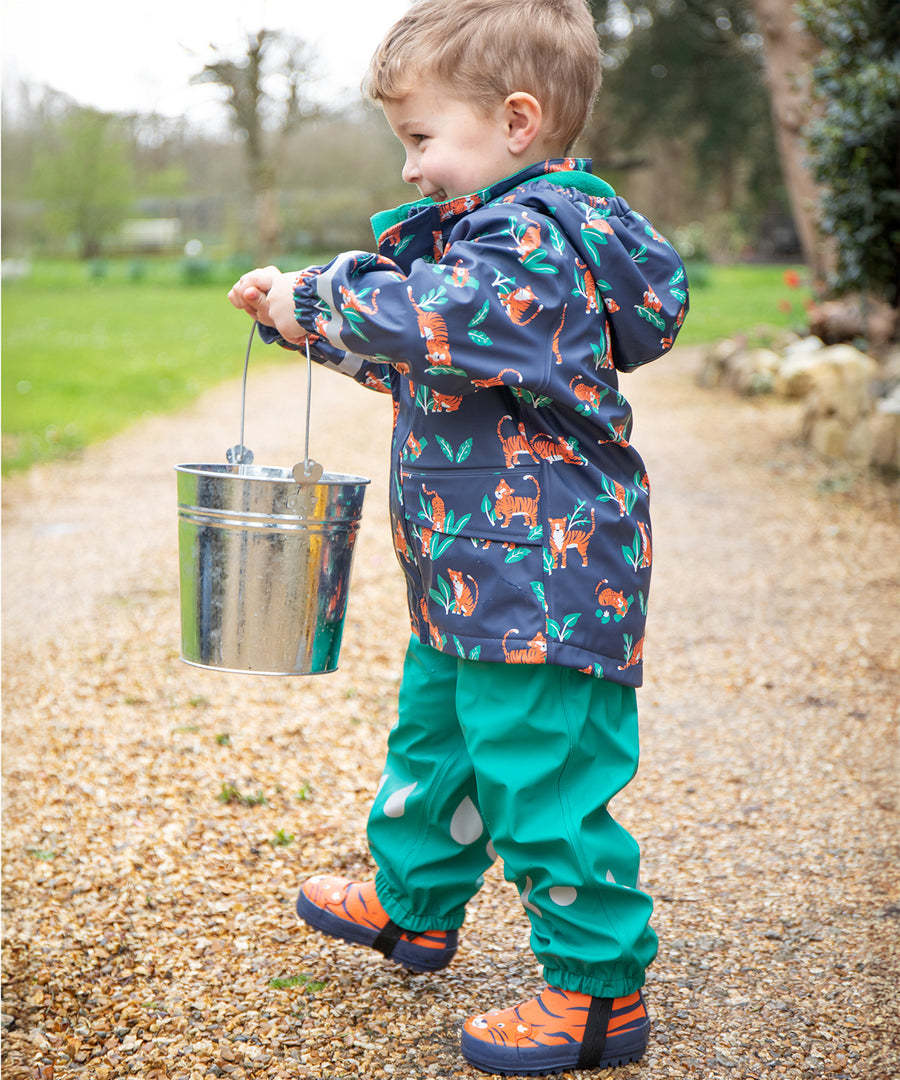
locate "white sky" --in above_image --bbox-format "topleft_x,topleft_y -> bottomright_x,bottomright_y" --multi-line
1,0 -> 412,124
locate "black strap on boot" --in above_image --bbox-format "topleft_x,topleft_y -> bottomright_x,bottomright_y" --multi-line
370,919 -> 406,959
577,996 -> 612,1069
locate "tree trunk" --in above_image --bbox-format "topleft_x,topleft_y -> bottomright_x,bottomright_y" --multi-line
749,0 -> 831,287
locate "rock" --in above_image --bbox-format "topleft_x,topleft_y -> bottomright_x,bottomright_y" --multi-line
698,338 -> 744,389
808,295 -> 899,348
726,348 -> 780,395
870,389 -> 900,471
800,345 -> 879,463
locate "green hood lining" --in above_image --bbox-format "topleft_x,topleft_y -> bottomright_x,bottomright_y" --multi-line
370,170 -> 616,241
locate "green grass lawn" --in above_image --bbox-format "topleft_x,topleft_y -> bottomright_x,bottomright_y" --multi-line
2,258 -> 811,473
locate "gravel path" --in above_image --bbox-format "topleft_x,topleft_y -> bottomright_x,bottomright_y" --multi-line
3,347 -> 898,1079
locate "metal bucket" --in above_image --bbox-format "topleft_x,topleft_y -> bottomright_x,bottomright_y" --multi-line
175,463 -> 369,675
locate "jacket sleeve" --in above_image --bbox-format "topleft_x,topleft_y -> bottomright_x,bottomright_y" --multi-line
291,215 -> 574,398
291,200 -> 687,396
564,196 -> 689,372
256,271 -> 394,396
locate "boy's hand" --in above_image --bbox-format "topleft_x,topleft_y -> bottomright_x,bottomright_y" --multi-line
228,267 -> 308,345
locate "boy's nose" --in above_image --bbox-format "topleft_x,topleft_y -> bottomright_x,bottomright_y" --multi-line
402,155 -> 420,186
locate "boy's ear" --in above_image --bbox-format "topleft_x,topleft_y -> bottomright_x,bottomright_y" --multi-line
503,92 -> 543,154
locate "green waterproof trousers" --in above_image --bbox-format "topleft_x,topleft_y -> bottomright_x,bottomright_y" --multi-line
367,637 -> 657,998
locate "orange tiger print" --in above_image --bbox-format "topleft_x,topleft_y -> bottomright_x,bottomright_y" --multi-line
448,569 -> 479,615
548,507 -> 595,569
531,433 -> 585,465
419,597 -> 444,650
448,261 -> 471,287
514,214 -> 543,260
569,377 -> 607,411
472,368 -> 523,388
582,266 -> 600,314
595,579 -> 631,618
378,221 -> 404,250
430,390 -> 463,412
497,416 -> 538,467
362,372 -> 391,394
643,286 -> 662,312
608,480 -> 630,517
493,475 -> 540,528
552,304 -> 567,365
420,526 -> 435,558
394,521 -> 414,563
499,284 -> 544,326
403,432 -> 423,460
421,487 -> 446,531
438,194 -> 481,220
407,286 -> 453,366
339,285 -> 380,315
502,628 -> 547,663
618,636 -> 644,671
604,297 -> 620,313
637,521 -> 652,568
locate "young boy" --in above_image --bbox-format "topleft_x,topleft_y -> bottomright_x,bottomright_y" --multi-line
229,0 -> 688,1073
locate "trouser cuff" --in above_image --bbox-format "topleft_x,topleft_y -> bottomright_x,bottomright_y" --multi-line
542,964 -> 645,999
374,870 -> 467,933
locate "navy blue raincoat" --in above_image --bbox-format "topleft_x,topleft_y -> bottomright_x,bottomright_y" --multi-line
267,158 -> 688,685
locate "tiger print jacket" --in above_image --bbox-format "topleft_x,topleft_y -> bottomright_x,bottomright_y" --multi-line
265,158 -> 688,685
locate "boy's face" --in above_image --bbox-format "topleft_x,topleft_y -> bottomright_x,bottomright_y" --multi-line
383,81 -> 518,202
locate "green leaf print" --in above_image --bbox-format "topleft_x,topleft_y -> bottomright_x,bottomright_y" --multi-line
469,299 -> 490,327
636,306 -> 666,331
504,546 -> 530,564
430,575 -> 453,613
530,580 -> 547,610
453,637 -> 481,660
547,220 -> 566,254
597,476 -> 637,517
436,436 -> 473,464
629,244 -> 649,264
510,387 -> 554,408
669,266 -> 685,286
590,340 -> 607,370
548,613 -> 582,641
621,530 -> 641,570
522,248 -> 558,274
468,301 -> 493,346
481,494 -> 498,525
341,307 -> 370,341
581,229 -> 609,262
427,365 -> 469,377
418,286 -> 448,308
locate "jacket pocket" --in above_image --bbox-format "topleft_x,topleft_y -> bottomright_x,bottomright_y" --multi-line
400,465 -> 545,548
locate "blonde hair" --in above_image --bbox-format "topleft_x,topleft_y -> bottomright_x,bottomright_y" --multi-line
364,0 -> 603,152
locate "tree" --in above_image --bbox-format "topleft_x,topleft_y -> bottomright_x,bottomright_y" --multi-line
800,0 -> 900,311
192,30 -> 320,255
31,105 -> 135,259
588,0 -> 783,244
747,0 -> 829,282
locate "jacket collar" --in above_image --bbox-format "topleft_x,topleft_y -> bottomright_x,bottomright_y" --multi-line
371,158 -> 616,246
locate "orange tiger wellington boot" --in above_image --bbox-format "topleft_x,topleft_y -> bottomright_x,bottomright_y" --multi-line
296,875 -> 457,973
461,986 -> 650,1075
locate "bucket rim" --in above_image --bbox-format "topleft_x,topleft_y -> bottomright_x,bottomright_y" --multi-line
174,462 -> 370,485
